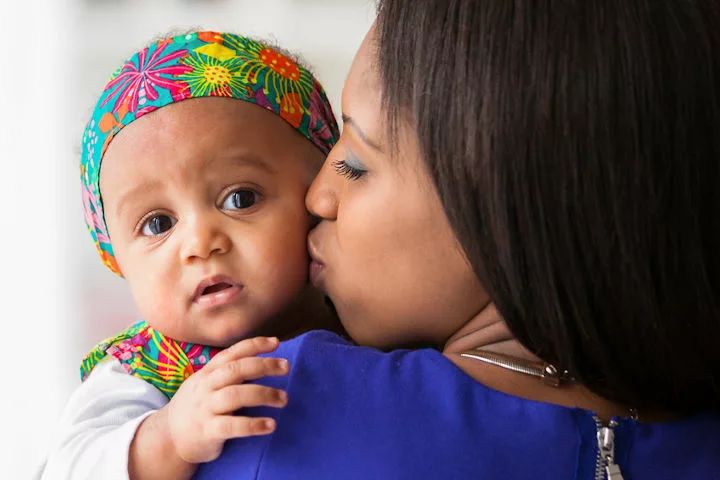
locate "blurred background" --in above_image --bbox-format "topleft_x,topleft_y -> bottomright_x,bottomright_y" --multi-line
0,0 -> 374,477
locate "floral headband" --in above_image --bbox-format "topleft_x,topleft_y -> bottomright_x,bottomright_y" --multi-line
81,31 -> 339,276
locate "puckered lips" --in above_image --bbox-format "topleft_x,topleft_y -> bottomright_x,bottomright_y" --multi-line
308,234 -> 326,288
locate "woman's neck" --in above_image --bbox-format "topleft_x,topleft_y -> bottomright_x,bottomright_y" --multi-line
442,302 -> 641,422
443,303 -> 541,361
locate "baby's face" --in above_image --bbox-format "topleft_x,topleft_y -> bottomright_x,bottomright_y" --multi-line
99,97 -> 324,347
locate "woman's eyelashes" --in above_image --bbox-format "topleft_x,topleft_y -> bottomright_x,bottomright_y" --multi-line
221,188 -> 260,210
333,152 -> 367,181
140,214 -> 177,236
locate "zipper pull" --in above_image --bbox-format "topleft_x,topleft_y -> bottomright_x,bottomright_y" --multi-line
597,420 -> 625,480
605,464 -> 624,480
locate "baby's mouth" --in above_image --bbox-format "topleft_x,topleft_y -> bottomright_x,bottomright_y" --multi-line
201,282 -> 233,295
193,275 -> 244,307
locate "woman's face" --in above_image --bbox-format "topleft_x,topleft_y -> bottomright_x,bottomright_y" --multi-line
306,27 -> 488,350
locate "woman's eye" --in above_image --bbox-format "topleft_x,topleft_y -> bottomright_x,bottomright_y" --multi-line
223,190 -> 258,210
141,215 -> 177,236
333,156 -> 367,180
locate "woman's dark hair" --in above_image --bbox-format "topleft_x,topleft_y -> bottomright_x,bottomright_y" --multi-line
376,0 -> 720,412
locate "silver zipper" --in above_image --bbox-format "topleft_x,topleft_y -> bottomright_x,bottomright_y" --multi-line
594,417 -> 624,480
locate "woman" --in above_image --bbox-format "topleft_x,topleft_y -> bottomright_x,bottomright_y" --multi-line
197,1 -> 720,478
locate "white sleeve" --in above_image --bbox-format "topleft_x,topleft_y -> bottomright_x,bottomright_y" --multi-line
40,357 -> 169,480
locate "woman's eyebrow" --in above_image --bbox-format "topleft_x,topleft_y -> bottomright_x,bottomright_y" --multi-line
342,114 -> 382,152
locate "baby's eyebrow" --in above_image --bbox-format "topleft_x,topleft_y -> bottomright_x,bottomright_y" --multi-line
213,152 -> 277,174
115,180 -> 163,218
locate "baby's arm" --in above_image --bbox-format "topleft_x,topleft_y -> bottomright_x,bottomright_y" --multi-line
41,356 -> 168,480
129,337 -> 289,480
42,337 -> 289,480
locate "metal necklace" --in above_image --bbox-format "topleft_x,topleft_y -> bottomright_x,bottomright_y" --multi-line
459,348 -> 639,419
459,349 -> 573,387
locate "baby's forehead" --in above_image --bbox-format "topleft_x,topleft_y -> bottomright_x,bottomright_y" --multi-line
101,97 -> 323,184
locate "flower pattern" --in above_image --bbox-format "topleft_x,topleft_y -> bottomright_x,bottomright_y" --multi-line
101,39 -> 192,114
81,320 -> 221,399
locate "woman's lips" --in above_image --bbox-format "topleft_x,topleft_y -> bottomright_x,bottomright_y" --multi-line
309,260 -> 325,286
307,237 -> 326,287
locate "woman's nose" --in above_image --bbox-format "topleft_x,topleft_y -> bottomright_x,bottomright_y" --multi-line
180,214 -> 232,263
306,157 -> 339,221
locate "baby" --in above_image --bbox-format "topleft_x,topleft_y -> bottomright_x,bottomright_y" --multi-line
42,31 -> 339,480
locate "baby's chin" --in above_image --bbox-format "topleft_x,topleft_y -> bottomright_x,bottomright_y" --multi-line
144,315 -> 260,348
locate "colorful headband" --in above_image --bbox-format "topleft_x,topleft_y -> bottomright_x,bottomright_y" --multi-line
81,31 -> 339,276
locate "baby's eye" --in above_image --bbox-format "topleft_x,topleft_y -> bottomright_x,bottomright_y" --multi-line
141,215 -> 177,236
222,189 -> 259,210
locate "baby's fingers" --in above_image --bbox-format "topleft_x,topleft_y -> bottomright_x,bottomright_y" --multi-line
208,356 -> 290,389
211,384 -> 288,414
209,415 -> 277,440
205,337 -> 280,373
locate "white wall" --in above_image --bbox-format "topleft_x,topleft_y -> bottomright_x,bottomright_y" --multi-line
1,0 -> 374,477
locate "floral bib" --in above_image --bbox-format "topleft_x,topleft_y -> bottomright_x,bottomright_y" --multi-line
80,320 -> 221,399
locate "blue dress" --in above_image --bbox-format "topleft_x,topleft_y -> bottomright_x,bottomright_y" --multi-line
195,331 -> 720,479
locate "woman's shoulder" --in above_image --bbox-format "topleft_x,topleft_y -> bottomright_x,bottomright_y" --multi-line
272,330 -> 486,396
267,330 -> 591,430
276,329 -> 448,366
197,331 -> 720,479
197,331 -> 584,478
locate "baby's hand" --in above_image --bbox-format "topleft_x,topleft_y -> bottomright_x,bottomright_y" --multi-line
166,336 -> 289,464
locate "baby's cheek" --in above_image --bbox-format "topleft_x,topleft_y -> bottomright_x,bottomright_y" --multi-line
132,278 -> 183,334
253,233 -> 309,306
257,210 -> 310,273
